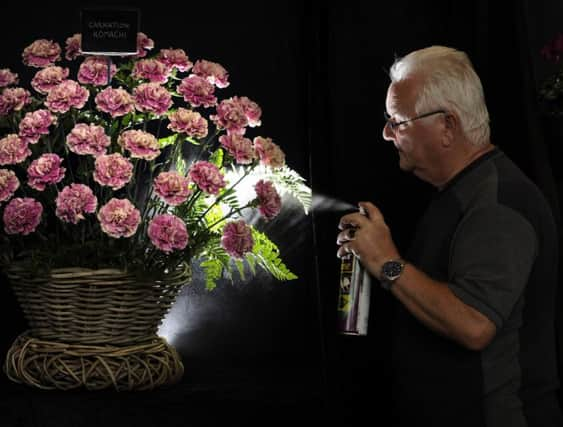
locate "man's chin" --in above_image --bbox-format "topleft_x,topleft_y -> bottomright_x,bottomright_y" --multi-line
398,155 -> 413,171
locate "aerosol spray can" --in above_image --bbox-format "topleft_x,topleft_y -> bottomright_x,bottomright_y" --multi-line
336,207 -> 371,335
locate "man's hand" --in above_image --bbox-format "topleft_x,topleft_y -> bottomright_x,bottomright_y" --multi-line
336,201 -> 401,276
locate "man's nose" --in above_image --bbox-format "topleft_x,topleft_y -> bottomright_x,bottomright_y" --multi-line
382,122 -> 395,142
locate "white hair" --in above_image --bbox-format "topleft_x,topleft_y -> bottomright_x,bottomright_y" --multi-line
389,46 -> 490,146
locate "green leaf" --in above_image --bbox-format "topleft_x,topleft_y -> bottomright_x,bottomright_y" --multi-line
158,134 -> 178,148
186,136 -> 201,146
200,258 -> 223,291
264,166 -> 312,214
235,259 -> 246,280
249,228 -> 297,281
209,148 -> 224,168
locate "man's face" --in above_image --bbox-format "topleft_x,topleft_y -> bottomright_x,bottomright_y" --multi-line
382,79 -> 444,182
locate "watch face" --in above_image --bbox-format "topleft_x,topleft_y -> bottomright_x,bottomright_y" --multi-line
382,260 -> 404,280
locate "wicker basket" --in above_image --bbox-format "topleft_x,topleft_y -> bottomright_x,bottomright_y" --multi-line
3,261 -> 191,391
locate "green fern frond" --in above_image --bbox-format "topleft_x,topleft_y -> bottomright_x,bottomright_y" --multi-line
249,228 -> 298,280
265,166 -> 312,214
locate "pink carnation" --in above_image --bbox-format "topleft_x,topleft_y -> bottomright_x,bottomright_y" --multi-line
18,109 -> 56,144
132,59 -> 170,84
45,80 -> 89,113
78,56 -> 117,86
27,153 -> 65,191
236,96 -> 262,127
254,136 -> 285,168
219,134 -> 256,164
95,87 -> 135,118
0,134 -> 31,165
22,39 -> 61,68
0,69 -> 18,88
133,82 -> 172,115
134,32 -> 154,58
3,197 -> 42,235
167,108 -> 208,138
157,49 -> 192,72
153,171 -> 192,206
93,153 -> 133,190
188,161 -> 226,195
66,123 -> 111,157
65,34 -> 82,61
0,87 -> 31,116
177,75 -> 217,108
192,59 -> 230,88
210,98 -> 248,135
118,129 -> 160,160
31,66 -> 69,94
221,220 -> 254,258
148,214 -> 188,253
97,198 -> 141,238
0,169 -> 20,203
254,180 -> 281,220
55,183 -> 97,224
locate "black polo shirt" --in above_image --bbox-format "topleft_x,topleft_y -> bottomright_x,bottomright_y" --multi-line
391,147 -> 562,427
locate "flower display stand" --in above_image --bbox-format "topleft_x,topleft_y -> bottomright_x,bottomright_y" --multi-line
3,262 -> 191,391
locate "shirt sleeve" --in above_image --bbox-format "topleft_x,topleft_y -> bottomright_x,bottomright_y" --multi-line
448,205 -> 537,329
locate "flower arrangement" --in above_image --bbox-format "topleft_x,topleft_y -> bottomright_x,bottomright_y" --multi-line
0,32 -> 311,290
539,32 -> 563,116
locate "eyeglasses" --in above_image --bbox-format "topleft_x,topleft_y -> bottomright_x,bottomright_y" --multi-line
383,109 -> 446,131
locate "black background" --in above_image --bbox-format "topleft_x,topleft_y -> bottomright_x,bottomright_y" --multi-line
0,1 -> 562,426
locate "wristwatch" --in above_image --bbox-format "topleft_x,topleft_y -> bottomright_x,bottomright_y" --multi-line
379,259 -> 406,291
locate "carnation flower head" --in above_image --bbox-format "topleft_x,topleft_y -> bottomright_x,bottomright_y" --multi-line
93,153 -> 134,190
27,153 -> 65,191
133,82 -> 172,115
154,171 -> 192,206
22,39 -> 61,67
255,179 -> 281,220
192,59 -> 230,88
132,59 -> 170,84
167,108 -> 208,138
65,33 -> 81,61
254,136 -> 285,168
95,87 -> 135,118
177,75 -> 217,108
0,87 -> 31,116
158,49 -> 192,72
148,214 -> 188,253
31,66 -> 69,94
0,69 -> 18,88
236,96 -> 262,127
0,168 -> 19,203
219,134 -> 255,164
78,56 -> 117,86
188,161 -> 226,195
210,97 -> 248,135
134,32 -> 154,58
56,183 -> 97,224
3,197 -> 42,235
0,134 -> 31,165
221,220 -> 254,258
97,198 -> 141,238
118,129 -> 160,160
18,109 -> 56,144
45,80 -> 89,113
66,123 -> 110,157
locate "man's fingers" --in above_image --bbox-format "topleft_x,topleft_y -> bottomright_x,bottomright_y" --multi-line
358,201 -> 383,221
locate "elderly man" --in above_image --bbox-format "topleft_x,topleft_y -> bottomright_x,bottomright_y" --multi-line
337,46 -> 562,427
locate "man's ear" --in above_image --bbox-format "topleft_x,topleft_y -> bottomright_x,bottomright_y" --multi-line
441,112 -> 458,147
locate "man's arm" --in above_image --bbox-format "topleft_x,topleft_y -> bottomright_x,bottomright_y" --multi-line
337,201 -> 537,352
389,264 -> 496,351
